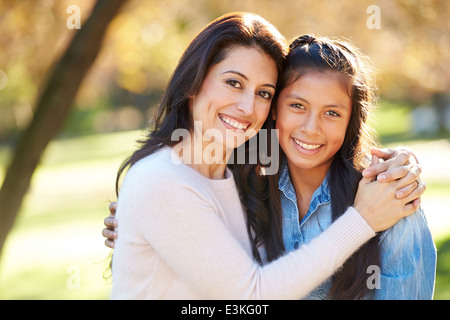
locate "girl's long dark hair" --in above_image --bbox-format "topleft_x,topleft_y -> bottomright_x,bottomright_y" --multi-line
282,35 -> 381,299
115,12 -> 287,263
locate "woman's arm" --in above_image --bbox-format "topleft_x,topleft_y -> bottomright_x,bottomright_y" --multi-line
103,148 -> 424,248
112,159 -> 424,300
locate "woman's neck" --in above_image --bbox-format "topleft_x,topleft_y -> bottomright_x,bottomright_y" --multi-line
173,138 -> 232,180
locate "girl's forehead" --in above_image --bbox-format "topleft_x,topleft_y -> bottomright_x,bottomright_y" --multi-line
283,70 -> 352,96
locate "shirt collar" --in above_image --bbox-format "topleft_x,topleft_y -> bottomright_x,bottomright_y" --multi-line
278,160 -> 331,206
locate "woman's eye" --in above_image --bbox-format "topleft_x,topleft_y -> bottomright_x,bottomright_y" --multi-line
258,90 -> 272,100
226,79 -> 242,88
326,110 -> 341,117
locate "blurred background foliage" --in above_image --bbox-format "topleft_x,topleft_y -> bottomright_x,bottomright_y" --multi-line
0,0 -> 449,299
1,0 -> 449,141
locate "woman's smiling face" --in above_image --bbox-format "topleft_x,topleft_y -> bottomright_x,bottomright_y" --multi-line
275,71 -> 352,175
190,45 -> 278,150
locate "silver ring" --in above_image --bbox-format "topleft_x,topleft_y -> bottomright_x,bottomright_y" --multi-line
415,179 -> 421,189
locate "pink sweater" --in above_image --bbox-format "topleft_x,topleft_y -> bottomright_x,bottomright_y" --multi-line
111,147 -> 375,299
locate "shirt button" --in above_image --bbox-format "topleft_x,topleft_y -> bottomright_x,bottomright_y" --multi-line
294,242 -> 299,249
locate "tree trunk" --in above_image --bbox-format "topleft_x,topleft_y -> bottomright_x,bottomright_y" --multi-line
0,0 -> 128,259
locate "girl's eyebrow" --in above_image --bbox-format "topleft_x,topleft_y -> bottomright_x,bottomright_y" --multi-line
222,70 -> 276,90
287,94 -> 348,110
286,94 -> 309,104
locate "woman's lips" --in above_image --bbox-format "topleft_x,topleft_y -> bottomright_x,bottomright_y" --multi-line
218,113 -> 251,131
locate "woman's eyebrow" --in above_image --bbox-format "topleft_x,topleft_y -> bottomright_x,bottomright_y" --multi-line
222,70 -> 276,90
223,70 -> 248,80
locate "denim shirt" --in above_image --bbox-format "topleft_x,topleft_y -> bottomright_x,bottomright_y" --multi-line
278,162 -> 437,300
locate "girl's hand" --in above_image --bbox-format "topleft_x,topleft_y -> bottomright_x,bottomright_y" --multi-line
354,154 -> 426,232
102,202 -> 118,249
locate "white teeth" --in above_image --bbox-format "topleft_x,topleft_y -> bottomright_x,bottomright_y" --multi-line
293,138 -> 322,150
219,115 -> 249,130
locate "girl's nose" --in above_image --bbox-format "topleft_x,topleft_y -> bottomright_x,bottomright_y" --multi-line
301,113 -> 321,135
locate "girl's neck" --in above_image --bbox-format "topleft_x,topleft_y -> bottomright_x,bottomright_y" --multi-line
287,161 -> 330,220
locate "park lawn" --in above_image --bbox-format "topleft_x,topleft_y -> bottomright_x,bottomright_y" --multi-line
0,130 -> 145,299
0,107 -> 449,299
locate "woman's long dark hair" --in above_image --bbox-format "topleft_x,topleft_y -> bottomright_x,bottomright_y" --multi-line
115,12 -> 287,263
281,35 -> 381,299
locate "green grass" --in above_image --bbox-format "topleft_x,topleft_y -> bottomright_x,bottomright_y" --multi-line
0,129 -> 146,299
371,100 -> 450,144
435,236 -> 450,300
371,100 -> 413,140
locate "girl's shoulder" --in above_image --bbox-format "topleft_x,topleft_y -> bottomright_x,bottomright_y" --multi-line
378,207 -> 434,250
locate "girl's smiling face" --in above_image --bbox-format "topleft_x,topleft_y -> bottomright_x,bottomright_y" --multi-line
275,71 -> 352,175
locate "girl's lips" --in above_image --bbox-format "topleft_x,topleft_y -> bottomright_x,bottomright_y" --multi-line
292,137 -> 324,153
218,113 -> 251,131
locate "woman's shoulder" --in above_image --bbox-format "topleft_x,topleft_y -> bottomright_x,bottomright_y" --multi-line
122,146 -> 206,192
127,147 -> 184,181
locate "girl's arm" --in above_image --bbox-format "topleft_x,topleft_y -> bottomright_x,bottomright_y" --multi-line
375,206 -> 436,299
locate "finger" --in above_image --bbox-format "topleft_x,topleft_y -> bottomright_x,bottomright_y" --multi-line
359,174 -> 375,186
372,146 -> 420,165
102,228 -> 118,239
109,202 -> 118,216
371,154 -> 380,166
395,180 -> 418,199
362,155 -> 381,178
400,181 -> 426,206
413,197 -> 422,209
370,147 -> 396,160
402,194 -> 423,218
104,216 -> 118,228
105,239 -> 115,249
373,151 -> 412,181
394,165 -> 422,189
410,152 -> 419,164
362,157 -> 397,179
382,163 -> 422,183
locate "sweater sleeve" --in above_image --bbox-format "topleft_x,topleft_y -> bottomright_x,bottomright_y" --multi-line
125,163 -> 375,300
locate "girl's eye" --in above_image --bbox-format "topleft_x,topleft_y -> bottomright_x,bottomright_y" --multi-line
290,103 -> 305,110
257,90 -> 273,100
226,79 -> 242,88
326,110 -> 341,117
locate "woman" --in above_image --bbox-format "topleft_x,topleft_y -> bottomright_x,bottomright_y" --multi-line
108,12 -> 425,299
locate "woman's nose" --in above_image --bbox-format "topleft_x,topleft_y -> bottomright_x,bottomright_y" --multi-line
235,92 -> 256,116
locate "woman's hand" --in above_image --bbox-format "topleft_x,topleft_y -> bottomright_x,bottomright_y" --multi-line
354,151 -> 426,232
362,147 -> 424,204
102,202 -> 118,249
